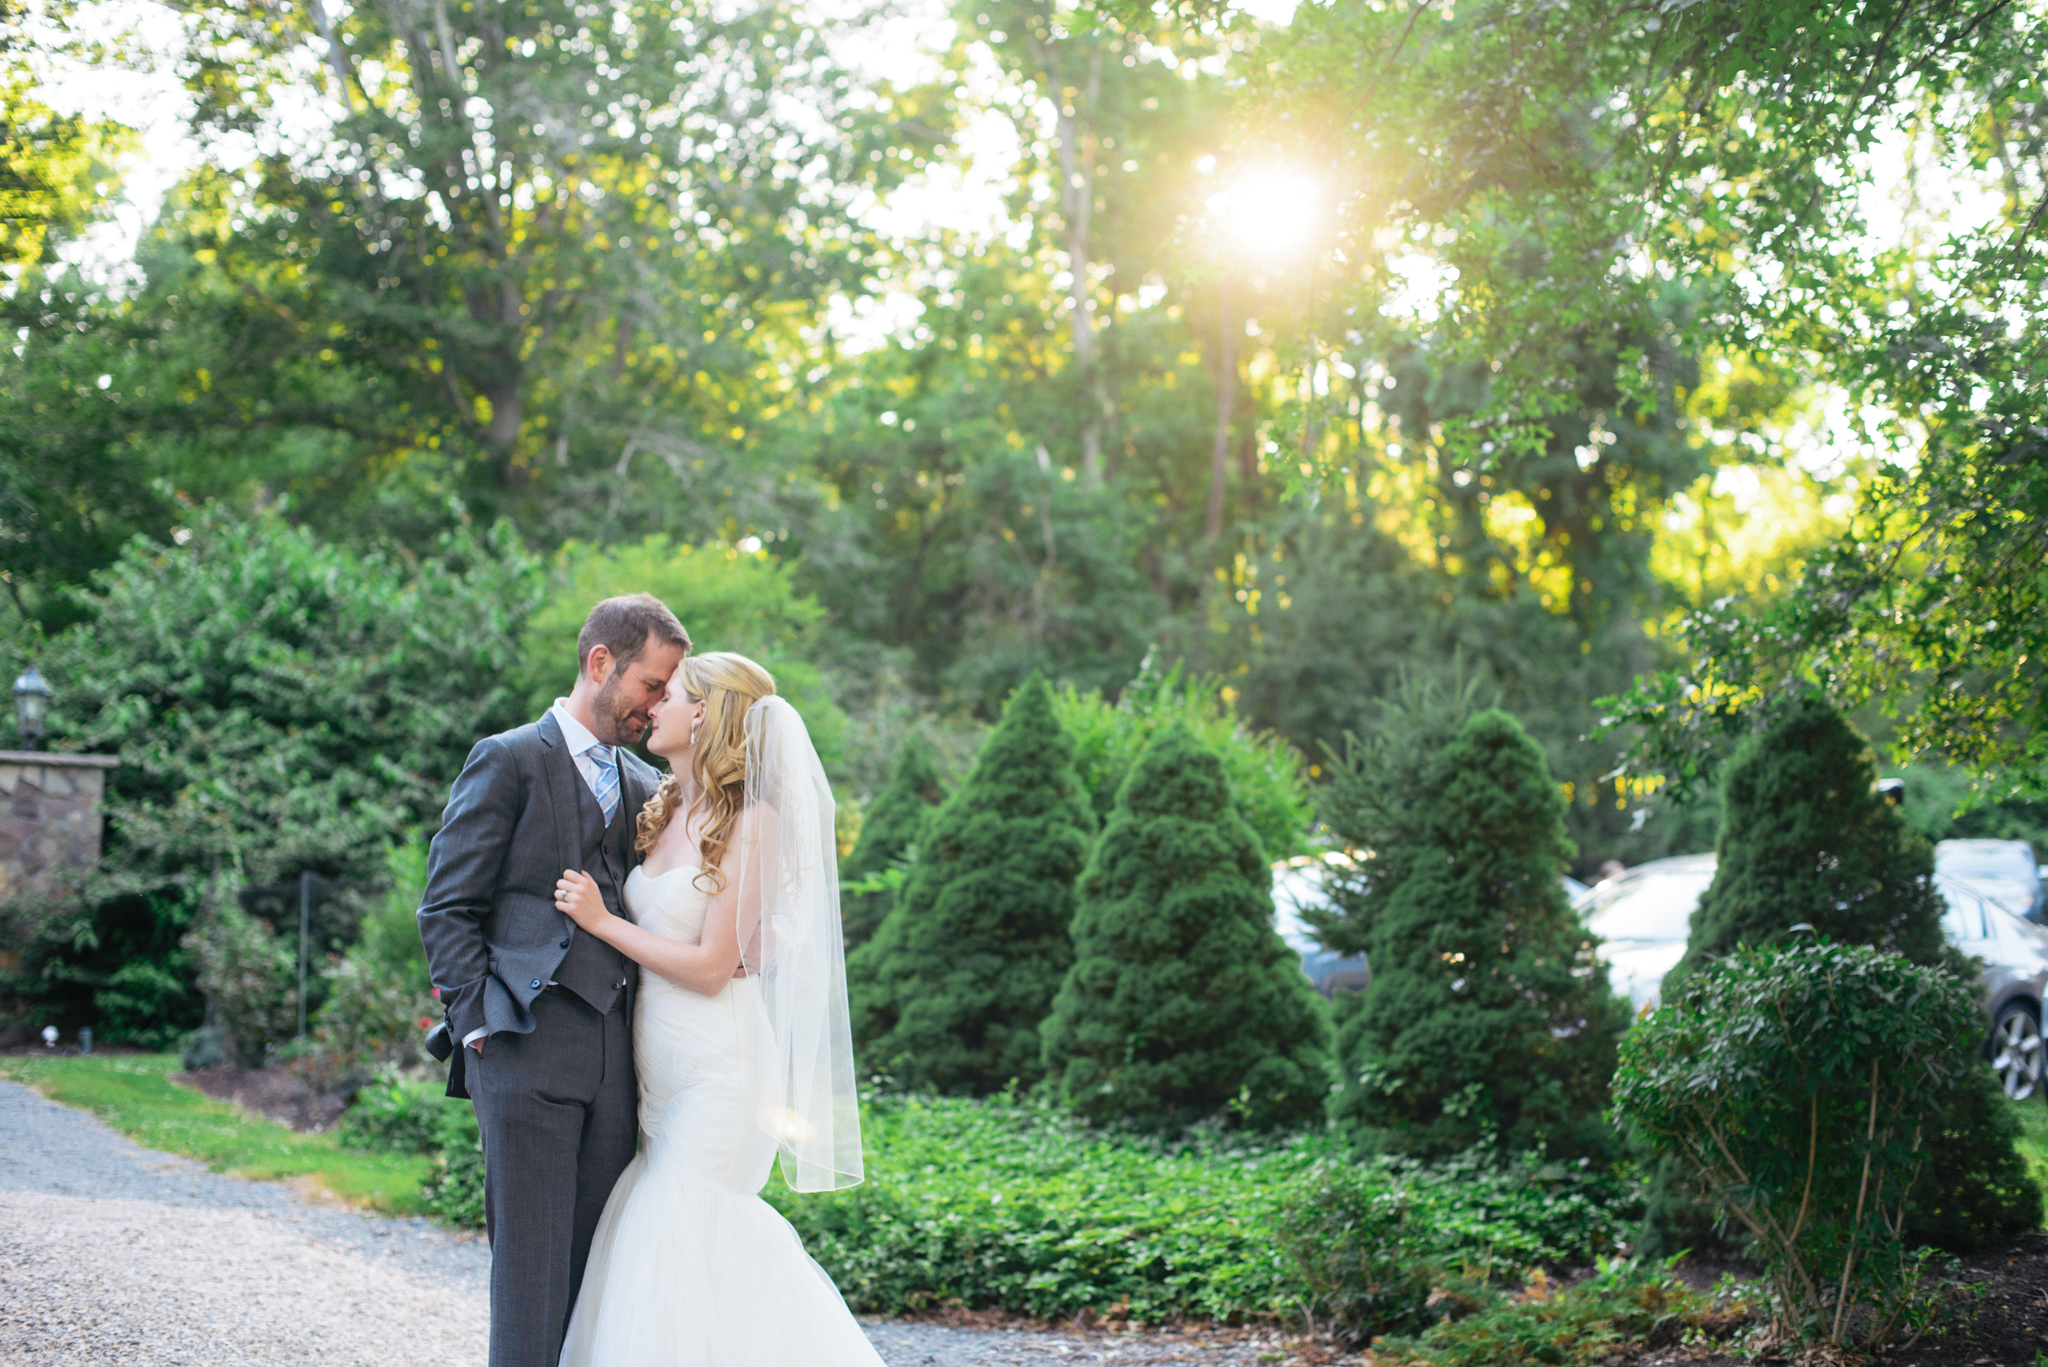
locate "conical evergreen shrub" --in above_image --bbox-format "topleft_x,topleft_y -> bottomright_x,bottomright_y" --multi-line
1669,697 -> 1945,987
841,735 -> 948,948
1322,701 -> 1629,1160
847,674 -> 1095,1093
1040,722 -> 1328,1130
1644,697 -> 2039,1254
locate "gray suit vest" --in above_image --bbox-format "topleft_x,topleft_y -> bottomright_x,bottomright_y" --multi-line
552,761 -> 637,1015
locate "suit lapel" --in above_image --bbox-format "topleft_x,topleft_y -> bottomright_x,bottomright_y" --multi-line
536,711 -> 580,879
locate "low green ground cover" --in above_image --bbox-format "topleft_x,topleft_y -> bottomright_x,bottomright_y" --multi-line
0,1052 -> 430,1212
764,1091 -> 1639,1324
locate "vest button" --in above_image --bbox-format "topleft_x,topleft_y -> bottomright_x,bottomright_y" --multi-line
529,978 -> 543,990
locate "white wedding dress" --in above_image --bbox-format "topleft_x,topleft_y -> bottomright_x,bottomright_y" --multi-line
558,864 -> 886,1367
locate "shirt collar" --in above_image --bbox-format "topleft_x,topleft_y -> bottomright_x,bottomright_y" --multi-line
549,699 -> 610,758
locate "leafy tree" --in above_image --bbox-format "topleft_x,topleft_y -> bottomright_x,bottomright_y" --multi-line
1040,721 -> 1327,1130
0,0 -> 133,270
0,507 -> 540,1041
516,534 -> 846,768
1316,687 -> 1629,1160
848,673 -> 1094,1093
1645,696 -> 2039,1253
1052,655 -> 1312,861
1669,699 -> 1946,989
840,734 -> 947,949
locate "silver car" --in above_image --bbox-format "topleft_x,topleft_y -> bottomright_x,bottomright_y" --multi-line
1577,854 -> 2048,1101
1277,859 -> 1607,999
1272,855 -> 1371,997
1935,838 -> 2045,923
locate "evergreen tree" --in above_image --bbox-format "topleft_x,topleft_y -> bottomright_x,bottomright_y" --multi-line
1645,697 -> 2038,1253
840,735 -> 948,948
1320,697 -> 1629,1160
1671,698 -> 1946,985
1040,723 -> 1329,1130
847,675 -> 1095,1093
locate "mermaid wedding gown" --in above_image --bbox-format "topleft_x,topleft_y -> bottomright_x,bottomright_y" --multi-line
558,864 -> 886,1367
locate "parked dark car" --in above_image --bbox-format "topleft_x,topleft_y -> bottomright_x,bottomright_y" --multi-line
1576,854 -> 2048,1101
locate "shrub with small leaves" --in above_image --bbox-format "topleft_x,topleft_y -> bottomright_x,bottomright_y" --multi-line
1612,941 -> 1999,1357
181,879 -> 295,1068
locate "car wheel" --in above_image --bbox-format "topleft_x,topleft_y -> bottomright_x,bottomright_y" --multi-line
1988,1001 -> 2044,1102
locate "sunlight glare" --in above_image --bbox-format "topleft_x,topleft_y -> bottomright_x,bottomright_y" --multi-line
1207,169 -> 1321,263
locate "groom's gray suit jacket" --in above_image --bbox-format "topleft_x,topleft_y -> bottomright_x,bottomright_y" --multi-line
417,710 -> 659,1078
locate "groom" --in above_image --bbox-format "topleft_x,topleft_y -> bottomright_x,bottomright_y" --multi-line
418,593 -> 690,1367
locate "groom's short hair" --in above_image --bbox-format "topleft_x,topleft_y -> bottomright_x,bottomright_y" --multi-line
578,594 -> 690,676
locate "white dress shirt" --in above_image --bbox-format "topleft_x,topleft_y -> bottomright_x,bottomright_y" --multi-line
550,699 -> 621,805
466,702 -> 620,1050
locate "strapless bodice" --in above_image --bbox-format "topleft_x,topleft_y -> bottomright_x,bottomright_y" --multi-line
625,864 -> 709,943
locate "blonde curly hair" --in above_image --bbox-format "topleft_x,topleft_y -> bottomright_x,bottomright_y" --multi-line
635,651 -> 777,893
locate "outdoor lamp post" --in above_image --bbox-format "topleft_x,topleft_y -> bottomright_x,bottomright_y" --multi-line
12,664 -> 51,751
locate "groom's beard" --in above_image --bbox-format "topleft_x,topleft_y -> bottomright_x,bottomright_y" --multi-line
592,675 -> 654,746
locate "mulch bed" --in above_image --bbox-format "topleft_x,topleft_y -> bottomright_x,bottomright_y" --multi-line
888,1234 -> 2047,1367
173,1064 -> 353,1133
1872,1229 -> 2048,1367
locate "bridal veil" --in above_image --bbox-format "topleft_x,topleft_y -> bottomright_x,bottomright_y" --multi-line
733,695 -> 865,1191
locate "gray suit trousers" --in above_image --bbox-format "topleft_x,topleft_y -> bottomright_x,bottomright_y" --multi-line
467,987 -> 637,1367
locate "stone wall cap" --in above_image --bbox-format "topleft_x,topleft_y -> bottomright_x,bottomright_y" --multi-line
0,751 -> 120,768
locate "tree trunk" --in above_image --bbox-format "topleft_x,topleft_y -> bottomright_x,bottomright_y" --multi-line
1057,44 -> 1106,485
1206,274 -> 1237,539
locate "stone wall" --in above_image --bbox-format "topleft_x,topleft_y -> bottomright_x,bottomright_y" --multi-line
0,752 -> 118,903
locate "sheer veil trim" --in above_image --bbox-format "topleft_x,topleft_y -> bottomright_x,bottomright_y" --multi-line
735,695 -> 864,1191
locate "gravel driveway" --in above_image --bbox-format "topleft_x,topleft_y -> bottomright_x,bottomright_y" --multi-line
0,1079 -> 1319,1367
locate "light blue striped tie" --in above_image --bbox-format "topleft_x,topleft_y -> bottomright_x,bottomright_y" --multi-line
592,746 -> 621,825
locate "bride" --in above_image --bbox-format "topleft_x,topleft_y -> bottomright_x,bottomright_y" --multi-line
551,650 -> 883,1367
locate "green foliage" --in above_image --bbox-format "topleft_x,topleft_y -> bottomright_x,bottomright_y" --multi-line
769,1091 -> 1639,1324
306,837 -> 438,1086
181,881 -> 295,1069
1041,722 -> 1328,1130
1613,942 -> 1998,1355
1646,699 -> 2037,1257
330,1062 -> 484,1227
840,734 -> 947,948
1274,1158 -> 1438,1340
337,1067 -> 462,1155
1320,690 -> 1629,1160
518,535 -> 846,769
1672,699 -> 1947,988
1,508 -> 539,1039
1377,1258 -> 1723,1367
420,1109 -> 487,1229
849,673 -> 1095,1094
1052,656 -> 1313,862
1904,1068 -> 2045,1253
8,0 -> 902,577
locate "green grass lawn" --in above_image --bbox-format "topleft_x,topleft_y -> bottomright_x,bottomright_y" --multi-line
0,1052 -> 431,1214
2011,1089 -> 2048,1193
